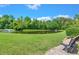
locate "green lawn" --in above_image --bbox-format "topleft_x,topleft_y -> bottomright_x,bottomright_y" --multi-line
0,31 -> 66,55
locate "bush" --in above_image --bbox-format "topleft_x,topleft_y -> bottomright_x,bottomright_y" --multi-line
66,27 -> 79,37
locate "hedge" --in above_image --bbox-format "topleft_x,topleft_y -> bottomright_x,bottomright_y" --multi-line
66,27 -> 79,37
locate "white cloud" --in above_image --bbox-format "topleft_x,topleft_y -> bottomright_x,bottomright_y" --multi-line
26,4 -> 41,10
0,4 -> 9,7
32,15 -> 73,21
53,15 -> 72,19
0,15 -> 2,17
37,16 -> 52,20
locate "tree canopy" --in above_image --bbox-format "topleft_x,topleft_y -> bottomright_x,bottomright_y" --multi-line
0,14 -> 79,31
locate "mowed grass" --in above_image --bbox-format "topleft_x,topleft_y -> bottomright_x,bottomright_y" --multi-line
0,31 -> 66,55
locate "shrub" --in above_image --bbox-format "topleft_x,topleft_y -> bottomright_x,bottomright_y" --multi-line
66,27 -> 79,37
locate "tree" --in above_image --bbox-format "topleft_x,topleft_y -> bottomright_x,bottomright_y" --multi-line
8,15 -> 15,29
46,20 -> 59,30
24,16 -> 31,29
53,17 -> 73,29
13,16 -> 24,32
0,14 -> 76,31
0,15 -> 15,29
30,18 -> 39,29
74,14 -> 79,20
74,14 -> 79,27
1,15 -> 10,29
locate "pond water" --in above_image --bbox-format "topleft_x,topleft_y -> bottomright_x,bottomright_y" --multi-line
13,30 -> 62,34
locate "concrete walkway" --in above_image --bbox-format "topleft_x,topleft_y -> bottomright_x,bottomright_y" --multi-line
45,37 -> 79,55
45,45 -> 72,55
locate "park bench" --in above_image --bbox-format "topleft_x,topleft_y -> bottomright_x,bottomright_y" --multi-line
62,35 -> 79,54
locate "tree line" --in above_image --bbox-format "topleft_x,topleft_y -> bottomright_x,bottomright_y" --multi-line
0,14 -> 79,31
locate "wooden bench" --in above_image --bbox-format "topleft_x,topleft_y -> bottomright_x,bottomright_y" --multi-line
62,35 -> 79,54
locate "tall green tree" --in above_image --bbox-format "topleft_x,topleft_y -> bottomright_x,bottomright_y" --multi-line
13,16 -> 24,31
24,16 -> 31,29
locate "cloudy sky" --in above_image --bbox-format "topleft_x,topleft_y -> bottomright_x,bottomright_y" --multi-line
0,4 -> 79,19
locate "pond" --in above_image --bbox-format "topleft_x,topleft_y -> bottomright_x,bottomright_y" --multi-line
13,30 -> 62,34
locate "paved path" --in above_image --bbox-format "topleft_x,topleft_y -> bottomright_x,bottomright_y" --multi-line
45,38 -> 79,55
45,45 -> 72,55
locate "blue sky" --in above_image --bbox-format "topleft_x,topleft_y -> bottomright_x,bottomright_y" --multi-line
0,4 -> 79,19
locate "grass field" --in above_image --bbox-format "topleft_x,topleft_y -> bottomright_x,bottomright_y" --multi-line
0,31 -> 66,55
